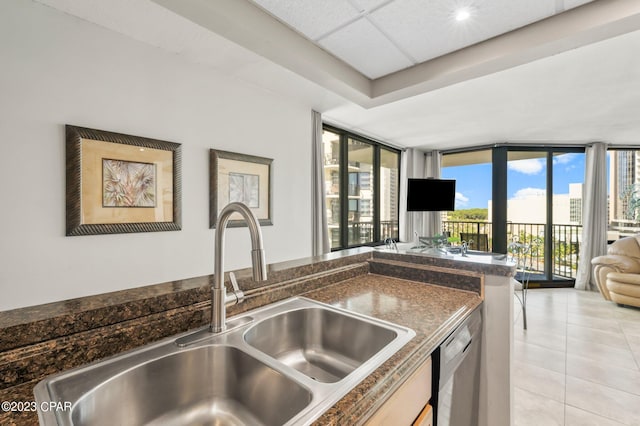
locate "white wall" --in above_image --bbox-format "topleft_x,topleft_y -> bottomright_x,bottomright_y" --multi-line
0,1 -> 313,311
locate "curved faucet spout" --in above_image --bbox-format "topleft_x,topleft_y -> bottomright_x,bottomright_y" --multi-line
212,202 -> 268,333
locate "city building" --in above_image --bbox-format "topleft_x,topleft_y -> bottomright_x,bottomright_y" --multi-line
609,150 -> 640,238
487,182 -> 583,226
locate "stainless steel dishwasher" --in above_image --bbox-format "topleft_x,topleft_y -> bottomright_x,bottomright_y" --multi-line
432,306 -> 482,426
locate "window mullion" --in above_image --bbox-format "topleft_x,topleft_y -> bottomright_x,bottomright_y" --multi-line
373,146 -> 381,243
340,134 -> 349,249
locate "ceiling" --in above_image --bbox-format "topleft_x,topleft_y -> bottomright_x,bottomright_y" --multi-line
33,0 -> 640,151
248,0 -> 594,79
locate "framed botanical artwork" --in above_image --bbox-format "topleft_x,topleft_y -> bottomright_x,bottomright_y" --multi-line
210,149 -> 273,228
66,125 -> 181,236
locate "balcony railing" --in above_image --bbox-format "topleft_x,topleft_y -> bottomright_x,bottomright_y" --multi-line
340,219 -> 581,280
345,220 -> 399,246
443,221 -> 582,280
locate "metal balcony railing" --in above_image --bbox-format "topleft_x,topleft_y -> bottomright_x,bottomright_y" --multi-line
345,220 -> 399,245
341,219 -> 581,280
443,221 -> 582,280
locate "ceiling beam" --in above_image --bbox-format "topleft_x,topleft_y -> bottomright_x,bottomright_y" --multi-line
153,0 -> 640,108
151,0 -> 373,103
373,0 -> 640,105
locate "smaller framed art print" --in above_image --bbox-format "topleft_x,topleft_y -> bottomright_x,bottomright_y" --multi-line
209,149 -> 273,228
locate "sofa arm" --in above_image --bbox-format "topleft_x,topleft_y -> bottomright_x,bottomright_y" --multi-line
592,264 -> 615,300
592,255 -> 640,301
591,255 -> 640,274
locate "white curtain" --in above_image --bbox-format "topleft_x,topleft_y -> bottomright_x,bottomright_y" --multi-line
311,110 -> 330,256
575,142 -> 608,291
399,148 -> 426,243
424,151 -> 443,237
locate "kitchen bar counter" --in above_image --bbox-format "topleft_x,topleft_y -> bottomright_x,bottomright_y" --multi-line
0,248 -> 499,425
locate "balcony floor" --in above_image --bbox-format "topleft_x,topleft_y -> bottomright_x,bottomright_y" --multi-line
521,273 -> 574,287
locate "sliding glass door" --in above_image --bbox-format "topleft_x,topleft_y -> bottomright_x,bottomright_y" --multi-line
505,150 -> 584,283
443,147 -> 584,285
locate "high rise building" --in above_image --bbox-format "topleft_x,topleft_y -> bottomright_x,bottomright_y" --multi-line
569,183 -> 583,225
609,150 -> 640,222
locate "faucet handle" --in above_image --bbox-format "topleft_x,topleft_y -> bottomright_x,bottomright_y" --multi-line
229,272 -> 241,292
225,272 -> 245,305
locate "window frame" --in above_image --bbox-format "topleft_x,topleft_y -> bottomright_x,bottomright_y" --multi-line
443,144 -> 585,286
323,124 -> 401,251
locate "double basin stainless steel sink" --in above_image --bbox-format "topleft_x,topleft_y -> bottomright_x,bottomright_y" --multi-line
34,297 -> 415,426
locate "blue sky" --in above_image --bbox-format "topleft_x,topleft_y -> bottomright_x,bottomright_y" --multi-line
441,153 -> 586,209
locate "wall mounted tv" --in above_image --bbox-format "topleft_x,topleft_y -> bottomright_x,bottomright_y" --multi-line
407,178 -> 456,211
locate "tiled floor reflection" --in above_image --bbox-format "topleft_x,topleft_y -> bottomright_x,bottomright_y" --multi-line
513,288 -> 640,426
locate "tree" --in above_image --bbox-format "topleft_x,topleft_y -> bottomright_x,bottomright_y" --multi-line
448,208 -> 488,221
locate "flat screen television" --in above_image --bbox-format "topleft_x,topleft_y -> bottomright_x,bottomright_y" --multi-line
407,178 -> 456,211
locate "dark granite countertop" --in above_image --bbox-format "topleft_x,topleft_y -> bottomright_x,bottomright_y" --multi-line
373,248 -> 515,277
299,273 -> 482,425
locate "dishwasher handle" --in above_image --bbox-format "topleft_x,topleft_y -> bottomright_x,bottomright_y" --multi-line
462,337 -> 473,354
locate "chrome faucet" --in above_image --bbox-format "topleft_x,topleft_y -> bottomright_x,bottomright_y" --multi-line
461,239 -> 474,256
384,237 -> 398,251
211,202 -> 267,333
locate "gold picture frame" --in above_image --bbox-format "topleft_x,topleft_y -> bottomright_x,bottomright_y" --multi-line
66,125 -> 181,236
209,149 -> 273,228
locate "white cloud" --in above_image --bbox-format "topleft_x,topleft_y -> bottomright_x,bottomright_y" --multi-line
512,187 -> 546,199
553,153 -> 578,165
455,192 -> 469,207
508,158 -> 544,175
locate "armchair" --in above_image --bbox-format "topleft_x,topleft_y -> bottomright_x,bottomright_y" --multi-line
591,235 -> 640,307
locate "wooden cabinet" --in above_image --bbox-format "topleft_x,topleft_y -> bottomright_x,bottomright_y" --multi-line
366,357 -> 432,426
413,404 -> 433,426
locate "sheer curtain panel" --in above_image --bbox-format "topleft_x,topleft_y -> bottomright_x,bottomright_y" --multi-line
400,149 -> 427,243
424,151 -> 443,237
575,142 -> 608,291
311,111 -> 330,256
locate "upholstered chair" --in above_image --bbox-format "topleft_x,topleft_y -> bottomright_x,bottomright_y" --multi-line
591,235 -> 640,308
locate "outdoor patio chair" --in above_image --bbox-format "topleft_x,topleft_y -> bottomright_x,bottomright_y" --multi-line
460,232 -> 489,252
508,241 -> 534,330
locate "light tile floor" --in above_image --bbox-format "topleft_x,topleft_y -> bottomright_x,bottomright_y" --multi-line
513,288 -> 640,426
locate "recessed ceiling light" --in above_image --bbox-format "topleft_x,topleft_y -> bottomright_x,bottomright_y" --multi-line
455,8 -> 471,21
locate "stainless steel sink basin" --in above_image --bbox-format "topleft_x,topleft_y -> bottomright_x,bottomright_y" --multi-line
70,345 -> 310,426
244,307 -> 398,382
35,297 -> 415,426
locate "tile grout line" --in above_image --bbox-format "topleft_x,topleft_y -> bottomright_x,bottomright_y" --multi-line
564,371 -> 640,399
615,309 -> 640,371
563,292 -> 569,426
